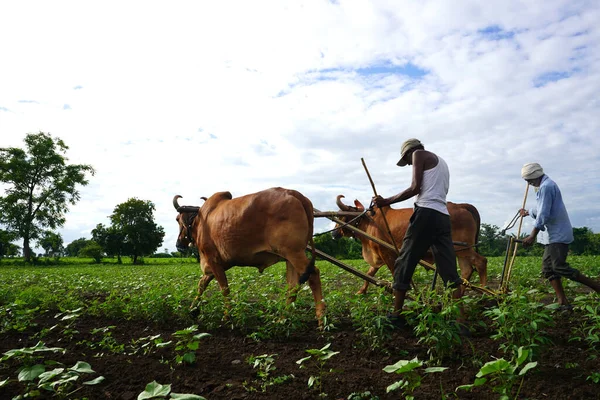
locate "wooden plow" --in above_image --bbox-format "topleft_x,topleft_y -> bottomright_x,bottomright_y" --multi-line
311,207 -> 520,297
310,160 -> 529,298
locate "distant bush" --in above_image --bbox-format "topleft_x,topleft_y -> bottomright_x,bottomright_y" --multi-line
150,253 -> 173,258
79,242 -> 104,263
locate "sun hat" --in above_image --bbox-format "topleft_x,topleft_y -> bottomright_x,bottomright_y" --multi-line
397,138 -> 423,166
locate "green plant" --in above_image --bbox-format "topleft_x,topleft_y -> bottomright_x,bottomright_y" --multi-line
52,307 -> 84,342
383,357 -> 447,399
347,391 -> 380,400
402,289 -> 464,364
243,353 -> 294,392
87,325 -> 125,354
296,343 -> 340,397
1,341 -> 66,366
137,380 -> 207,399
587,372 -> 600,384
349,291 -> 393,350
0,302 -> 40,333
129,334 -> 171,356
456,346 -> 538,400
483,291 -> 553,358
1,344 -> 103,399
570,298 -> 600,359
171,325 -> 210,364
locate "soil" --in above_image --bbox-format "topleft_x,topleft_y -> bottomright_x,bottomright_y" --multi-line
1,307 -> 599,400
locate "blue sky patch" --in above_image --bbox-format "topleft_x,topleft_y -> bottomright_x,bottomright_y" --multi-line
534,71 -> 572,87
479,25 -> 516,40
356,62 -> 428,78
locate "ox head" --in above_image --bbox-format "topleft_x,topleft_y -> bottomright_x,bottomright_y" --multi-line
173,195 -> 201,252
332,195 -> 366,240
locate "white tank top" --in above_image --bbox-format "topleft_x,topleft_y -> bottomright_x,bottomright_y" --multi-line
415,155 -> 449,215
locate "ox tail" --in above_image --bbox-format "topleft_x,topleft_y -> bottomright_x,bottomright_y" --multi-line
300,237 -> 317,284
292,190 -> 316,285
461,203 -> 482,253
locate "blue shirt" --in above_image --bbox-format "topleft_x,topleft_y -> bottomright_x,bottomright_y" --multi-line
528,175 -> 573,245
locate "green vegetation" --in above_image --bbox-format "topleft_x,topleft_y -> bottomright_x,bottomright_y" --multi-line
0,255 -> 599,398
0,132 -> 94,262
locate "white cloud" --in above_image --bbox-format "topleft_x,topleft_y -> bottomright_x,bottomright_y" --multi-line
1,0 -> 599,254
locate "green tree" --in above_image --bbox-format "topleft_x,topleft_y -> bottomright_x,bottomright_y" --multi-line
98,198 -> 165,265
314,233 -> 362,259
38,230 -> 64,259
479,223 -> 507,257
92,223 -> 126,263
571,227 -> 598,255
0,229 -> 20,260
79,241 -> 104,263
64,237 -> 92,257
0,132 -> 94,262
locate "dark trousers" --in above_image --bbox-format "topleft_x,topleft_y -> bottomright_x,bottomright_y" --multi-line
542,243 -> 580,281
393,206 -> 462,291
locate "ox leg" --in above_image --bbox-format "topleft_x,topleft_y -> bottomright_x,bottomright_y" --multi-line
192,273 -> 215,305
209,266 -> 231,318
457,257 -> 474,284
287,255 -> 325,323
286,261 -> 300,304
473,253 -> 488,287
357,265 -> 381,295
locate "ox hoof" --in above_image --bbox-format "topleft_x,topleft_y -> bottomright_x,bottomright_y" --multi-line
189,307 -> 200,318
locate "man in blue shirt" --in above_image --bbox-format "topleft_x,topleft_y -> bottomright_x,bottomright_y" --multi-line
520,162 -> 600,308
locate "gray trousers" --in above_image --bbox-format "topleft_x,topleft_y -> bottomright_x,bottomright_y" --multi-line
392,206 -> 462,291
542,243 -> 580,281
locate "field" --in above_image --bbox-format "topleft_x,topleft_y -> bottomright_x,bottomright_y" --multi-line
1,255 -> 600,400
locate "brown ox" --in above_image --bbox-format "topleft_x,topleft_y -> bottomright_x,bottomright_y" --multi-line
334,195 -> 487,294
173,187 -> 325,321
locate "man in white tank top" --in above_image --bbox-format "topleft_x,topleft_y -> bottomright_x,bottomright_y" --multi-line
373,138 -> 465,330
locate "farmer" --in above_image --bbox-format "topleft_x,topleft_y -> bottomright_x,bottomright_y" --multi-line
520,162 -> 600,309
372,138 -> 465,329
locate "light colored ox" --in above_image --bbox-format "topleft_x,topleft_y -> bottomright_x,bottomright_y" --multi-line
173,187 -> 325,321
334,195 -> 488,294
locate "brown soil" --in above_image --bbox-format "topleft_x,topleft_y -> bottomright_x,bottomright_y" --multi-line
1,309 -> 599,400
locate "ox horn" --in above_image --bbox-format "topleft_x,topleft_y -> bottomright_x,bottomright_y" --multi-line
336,195 -> 352,211
200,196 -> 207,201
173,195 -> 183,211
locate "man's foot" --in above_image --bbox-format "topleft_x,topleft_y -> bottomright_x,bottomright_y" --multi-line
556,304 -> 574,313
451,321 -> 471,337
386,313 -> 409,329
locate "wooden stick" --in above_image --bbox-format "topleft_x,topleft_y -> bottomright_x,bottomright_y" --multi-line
361,158 -> 401,255
501,182 -> 530,293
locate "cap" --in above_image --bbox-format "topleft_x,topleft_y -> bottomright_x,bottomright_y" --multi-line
397,138 -> 422,166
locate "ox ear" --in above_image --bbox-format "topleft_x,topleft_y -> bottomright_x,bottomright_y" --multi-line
354,199 -> 365,211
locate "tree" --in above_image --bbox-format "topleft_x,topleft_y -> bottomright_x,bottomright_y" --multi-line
478,223 -> 507,257
314,233 -> 363,259
97,198 -> 165,265
571,227 -> 599,255
79,241 -> 104,263
92,223 -> 126,263
64,238 -> 92,257
0,132 -> 95,262
0,229 -> 20,260
38,230 -> 64,259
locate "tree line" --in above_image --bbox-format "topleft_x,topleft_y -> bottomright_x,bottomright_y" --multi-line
2,132 -> 600,264
0,132 -> 164,264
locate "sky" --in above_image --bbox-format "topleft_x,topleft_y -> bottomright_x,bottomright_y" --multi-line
1,0 -> 599,255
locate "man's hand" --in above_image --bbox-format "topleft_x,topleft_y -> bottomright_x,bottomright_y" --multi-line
521,234 -> 536,247
519,208 -> 529,217
372,195 -> 388,208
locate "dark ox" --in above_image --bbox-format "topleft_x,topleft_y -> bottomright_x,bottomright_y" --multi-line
334,195 -> 488,294
173,187 -> 325,321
